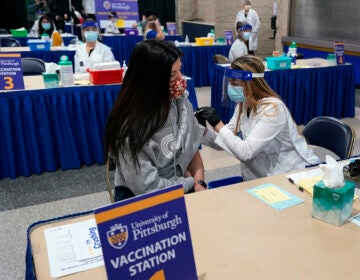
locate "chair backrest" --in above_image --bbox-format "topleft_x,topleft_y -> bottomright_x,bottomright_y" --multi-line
302,116 -> 355,159
208,176 -> 243,189
213,54 -> 229,64
21,57 -> 46,76
0,28 -> 9,34
0,37 -> 21,47
69,38 -> 78,45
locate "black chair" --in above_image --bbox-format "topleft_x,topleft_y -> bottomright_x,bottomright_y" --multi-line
0,28 -> 9,34
0,37 -> 21,47
21,57 -> 46,76
302,116 -> 356,159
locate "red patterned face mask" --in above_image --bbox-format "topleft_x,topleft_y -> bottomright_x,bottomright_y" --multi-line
169,76 -> 187,99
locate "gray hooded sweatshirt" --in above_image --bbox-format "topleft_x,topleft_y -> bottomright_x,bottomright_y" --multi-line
114,91 -> 205,195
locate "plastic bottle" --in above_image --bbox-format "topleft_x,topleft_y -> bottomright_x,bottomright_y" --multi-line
137,22 -> 142,35
59,55 -> 74,87
288,40 -> 297,57
207,29 -> 215,38
122,60 -> 127,80
184,35 -> 189,45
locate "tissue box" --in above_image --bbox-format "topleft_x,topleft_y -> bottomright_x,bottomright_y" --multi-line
312,180 -> 355,226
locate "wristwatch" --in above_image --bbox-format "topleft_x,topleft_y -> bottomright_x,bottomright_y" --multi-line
196,180 -> 207,189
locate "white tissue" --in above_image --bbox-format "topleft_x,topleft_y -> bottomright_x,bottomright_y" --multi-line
45,62 -> 60,73
319,155 -> 344,188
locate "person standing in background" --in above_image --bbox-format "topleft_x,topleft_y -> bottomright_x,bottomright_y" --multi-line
82,0 -> 96,20
27,0 -> 49,29
234,1 -> 260,55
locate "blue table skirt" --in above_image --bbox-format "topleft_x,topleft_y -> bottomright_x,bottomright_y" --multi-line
179,45 -> 231,87
211,63 -> 355,125
0,78 -> 197,180
102,35 -> 182,64
102,34 -> 231,87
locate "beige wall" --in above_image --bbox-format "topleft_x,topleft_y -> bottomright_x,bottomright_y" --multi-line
176,0 -> 290,58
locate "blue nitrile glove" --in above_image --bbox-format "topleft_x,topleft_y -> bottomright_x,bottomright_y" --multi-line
194,108 -> 206,127
196,106 -> 221,127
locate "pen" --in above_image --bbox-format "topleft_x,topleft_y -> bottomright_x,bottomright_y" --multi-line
288,177 -> 305,192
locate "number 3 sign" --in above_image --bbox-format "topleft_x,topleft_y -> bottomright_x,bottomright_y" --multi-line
0,53 -> 24,91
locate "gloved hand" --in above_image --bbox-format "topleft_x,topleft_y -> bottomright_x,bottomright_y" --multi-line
196,106 -> 221,127
194,108 -> 206,127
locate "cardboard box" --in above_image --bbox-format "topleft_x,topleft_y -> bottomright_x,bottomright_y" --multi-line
312,180 -> 355,226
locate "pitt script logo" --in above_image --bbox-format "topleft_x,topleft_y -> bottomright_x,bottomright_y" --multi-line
107,223 -> 129,249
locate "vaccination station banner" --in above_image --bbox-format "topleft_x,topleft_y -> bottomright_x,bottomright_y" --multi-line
95,0 -> 139,28
94,185 -> 198,280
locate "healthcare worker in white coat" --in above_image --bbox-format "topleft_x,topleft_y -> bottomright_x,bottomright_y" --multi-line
234,0 -> 260,54
195,55 -> 320,181
228,21 -> 251,62
74,19 -> 115,73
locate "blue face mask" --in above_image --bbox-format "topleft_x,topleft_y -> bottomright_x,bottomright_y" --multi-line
41,22 -> 51,31
84,31 -> 98,42
243,32 -> 250,40
227,85 -> 246,102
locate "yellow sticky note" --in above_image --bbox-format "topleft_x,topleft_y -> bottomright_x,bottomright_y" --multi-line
254,186 -> 291,203
297,176 -> 322,196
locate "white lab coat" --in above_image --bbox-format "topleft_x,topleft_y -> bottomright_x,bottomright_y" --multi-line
234,9 -> 260,51
74,41 -> 115,73
228,38 -> 248,62
104,20 -> 119,34
82,0 -> 95,14
202,98 -> 320,180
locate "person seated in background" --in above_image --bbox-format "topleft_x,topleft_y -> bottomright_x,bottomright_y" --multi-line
104,11 -> 120,34
195,55 -> 320,181
30,14 -> 57,37
104,40 -> 206,201
132,9 -> 152,34
143,15 -> 165,40
74,19 -> 115,73
228,21 -> 251,62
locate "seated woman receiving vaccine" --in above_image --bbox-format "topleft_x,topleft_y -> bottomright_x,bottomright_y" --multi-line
74,19 -> 115,73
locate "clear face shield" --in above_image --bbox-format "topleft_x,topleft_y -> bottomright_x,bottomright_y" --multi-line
221,67 -> 264,107
81,21 -> 102,42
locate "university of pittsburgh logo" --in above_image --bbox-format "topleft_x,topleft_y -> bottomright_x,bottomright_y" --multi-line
107,223 -> 128,249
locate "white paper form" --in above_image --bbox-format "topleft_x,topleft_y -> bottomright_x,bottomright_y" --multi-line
44,219 -> 104,278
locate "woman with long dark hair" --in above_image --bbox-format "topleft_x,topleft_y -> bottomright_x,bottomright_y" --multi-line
105,40 -> 206,201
